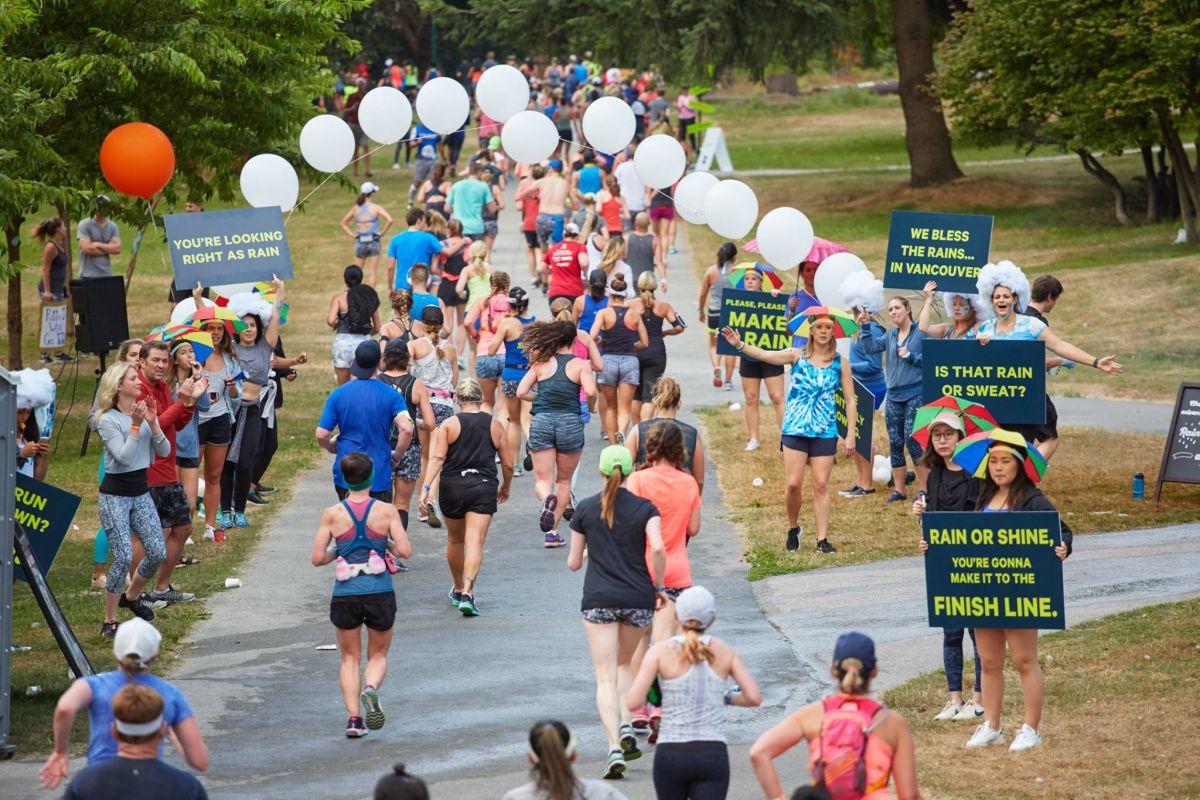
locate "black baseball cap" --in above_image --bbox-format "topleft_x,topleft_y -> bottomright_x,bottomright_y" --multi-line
420,305 -> 444,328
349,339 -> 381,379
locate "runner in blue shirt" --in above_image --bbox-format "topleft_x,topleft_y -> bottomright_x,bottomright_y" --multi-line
386,208 -> 448,290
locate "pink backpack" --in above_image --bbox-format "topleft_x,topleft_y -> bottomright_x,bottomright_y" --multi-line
812,695 -> 885,799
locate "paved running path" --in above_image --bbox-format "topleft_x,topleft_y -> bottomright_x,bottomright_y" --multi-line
3,181 -> 1187,799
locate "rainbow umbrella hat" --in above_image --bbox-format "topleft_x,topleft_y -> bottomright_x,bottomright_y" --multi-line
146,324 -> 215,364
951,428 -> 1048,483
786,305 -> 859,338
185,305 -> 247,337
728,262 -> 784,290
910,395 -> 999,449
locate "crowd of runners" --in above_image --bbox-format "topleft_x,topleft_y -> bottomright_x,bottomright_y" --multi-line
18,49 -> 1132,800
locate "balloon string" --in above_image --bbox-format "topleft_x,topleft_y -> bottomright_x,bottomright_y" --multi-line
145,198 -> 172,276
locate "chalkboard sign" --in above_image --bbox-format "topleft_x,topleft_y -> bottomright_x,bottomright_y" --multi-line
1154,382 -> 1200,501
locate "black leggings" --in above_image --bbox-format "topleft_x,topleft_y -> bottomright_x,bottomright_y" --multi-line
220,410 -> 263,513
252,421 -> 279,486
637,349 -> 668,403
652,741 -> 729,800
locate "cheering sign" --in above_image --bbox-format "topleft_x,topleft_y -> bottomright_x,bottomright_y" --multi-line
14,473 -> 82,583
717,288 -> 790,357
883,210 -> 993,294
922,339 -> 1045,424
835,378 -> 875,462
923,511 -> 1064,629
166,207 -> 294,289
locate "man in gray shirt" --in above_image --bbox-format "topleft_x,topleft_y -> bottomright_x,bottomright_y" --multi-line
78,196 -> 122,278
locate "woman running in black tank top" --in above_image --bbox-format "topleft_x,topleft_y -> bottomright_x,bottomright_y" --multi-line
628,272 -> 684,423
589,275 -> 648,444
419,379 -> 512,617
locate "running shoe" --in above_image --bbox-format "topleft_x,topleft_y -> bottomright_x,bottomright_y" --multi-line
118,593 -> 156,621
345,716 -> 368,738
232,512 -> 250,527
425,502 -> 442,528
744,438 -> 759,452
884,491 -> 907,504
955,700 -> 985,720
544,532 -> 566,548
669,245 -> 678,255
631,704 -> 649,731
100,621 -> 119,638
618,723 -> 641,761
203,525 -> 216,542
458,593 -> 479,617
246,490 -> 270,505
149,585 -> 196,604
256,484 -> 275,493
786,526 -> 801,552
513,465 -> 524,477
539,495 -> 558,533
603,749 -> 626,779
1009,724 -> 1042,751
39,353 -> 53,365
712,368 -> 722,388
647,706 -> 662,744
934,701 -> 962,721
361,686 -> 385,730
216,510 -> 232,529
139,593 -> 168,610
838,484 -> 861,497
816,539 -> 837,554
601,431 -> 609,441
55,352 -> 74,363
965,723 -> 1005,748
615,431 -> 624,445
448,587 -> 462,608
196,501 -> 205,517
722,379 -> 733,391
563,491 -> 577,523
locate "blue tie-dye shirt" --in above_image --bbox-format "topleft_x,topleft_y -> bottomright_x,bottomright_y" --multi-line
782,353 -> 842,438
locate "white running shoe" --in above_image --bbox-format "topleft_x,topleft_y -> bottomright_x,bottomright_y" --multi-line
934,701 -> 962,721
202,525 -> 216,542
744,438 -> 759,452
1009,724 -> 1042,751
965,722 -> 1006,748
955,700 -> 985,721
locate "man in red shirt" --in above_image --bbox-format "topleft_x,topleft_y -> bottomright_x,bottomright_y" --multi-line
542,221 -> 590,306
138,341 -> 206,606
517,164 -> 545,291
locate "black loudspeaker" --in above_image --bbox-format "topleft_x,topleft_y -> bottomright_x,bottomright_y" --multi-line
69,276 -> 129,354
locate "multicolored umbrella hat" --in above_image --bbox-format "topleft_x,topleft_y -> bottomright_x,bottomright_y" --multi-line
786,305 -> 859,338
910,395 -> 999,449
184,305 -> 247,337
728,261 -> 784,291
951,428 -> 1048,483
252,281 -> 289,325
146,323 -> 215,364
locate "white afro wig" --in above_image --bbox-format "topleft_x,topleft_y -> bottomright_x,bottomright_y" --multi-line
227,292 -> 273,324
15,368 -> 55,410
839,271 -> 884,314
975,260 -> 1030,312
941,291 -> 992,322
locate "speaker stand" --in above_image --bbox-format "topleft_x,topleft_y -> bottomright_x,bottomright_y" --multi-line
79,350 -> 109,458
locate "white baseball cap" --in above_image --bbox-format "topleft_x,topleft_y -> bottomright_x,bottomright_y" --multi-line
113,618 -> 161,664
675,586 -> 716,629
360,181 -> 379,195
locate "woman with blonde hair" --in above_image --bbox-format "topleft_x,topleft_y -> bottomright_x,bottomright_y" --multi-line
567,446 -> 667,780
463,270 -> 511,411
410,305 -> 459,529
594,238 -> 634,299
503,720 -> 630,800
627,586 -> 762,797
379,289 -> 416,348
457,240 -> 494,373
190,290 -> 240,543
628,271 -> 683,423
625,376 -> 705,492
750,632 -> 921,800
722,307 -> 855,555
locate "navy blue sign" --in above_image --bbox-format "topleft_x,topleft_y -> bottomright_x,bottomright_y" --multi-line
922,339 -> 1045,424
14,473 -> 82,583
883,210 -> 993,294
923,511 -> 1064,630
165,207 -> 293,289
835,378 -> 875,462
717,288 -> 791,357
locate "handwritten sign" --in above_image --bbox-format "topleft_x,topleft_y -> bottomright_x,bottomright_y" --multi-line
883,210 -> 993,294
1154,382 -> 1200,500
835,378 -> 875,462
165,207 -> 293,289
14,473 -> 81,583
717,289 -> 790,356
38,301 -> 69,353
922,339 -> 1045,424
923,511 -> 1064,630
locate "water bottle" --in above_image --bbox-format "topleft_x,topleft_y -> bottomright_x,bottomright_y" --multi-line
1132,472 -> 1145,500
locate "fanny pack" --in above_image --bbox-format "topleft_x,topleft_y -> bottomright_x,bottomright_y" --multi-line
357,232 -> 380,244
334,551 -> 399,581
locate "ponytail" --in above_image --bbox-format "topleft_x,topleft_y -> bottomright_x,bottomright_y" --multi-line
428,324 -> 445,361
637,271 -> 658,313
119,653 -> 151,675
651,375 -> 681,411
600,466 -> 623,527
529,722 -> 578,800
835,657 -> 870,694
355,192 -> 369,206
679,623 -> 713,666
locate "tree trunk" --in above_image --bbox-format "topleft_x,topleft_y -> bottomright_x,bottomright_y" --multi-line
1077,150 -> 1130,226
1141,144 -> 1159,223
765,74 -> 799,96
6,220 -> 24,369
892,0 -> 963,187
1157,110 -> 1199,243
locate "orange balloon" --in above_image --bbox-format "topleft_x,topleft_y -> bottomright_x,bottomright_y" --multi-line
99,122 -> 176,200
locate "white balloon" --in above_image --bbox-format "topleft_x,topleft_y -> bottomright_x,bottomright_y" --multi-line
814,252 -> 870,308
500,110 -> 559,165
358,87 -> 413,144
703,180 -> 759,240
633,134 -> 686,189
239,154 -> 300,212
582,97 -> 635,155
169,296 -> 215,325
212,283 -> 256,298
299,115 -> 355,173
416,77 -> 470,134
673,172 -> 719,224
475,65 -> 530,123
756,207 -> 815,270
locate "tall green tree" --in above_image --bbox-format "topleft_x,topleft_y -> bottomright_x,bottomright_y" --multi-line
1,0 -> 366,368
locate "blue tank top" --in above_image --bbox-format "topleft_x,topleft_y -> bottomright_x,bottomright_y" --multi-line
503,315 -> 536,375
781,353 -> 842,439
577,166 -> 602,195
332,499 -> 393,597
355,203 -> 381,235
579,293 -> 607,336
